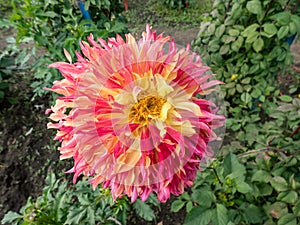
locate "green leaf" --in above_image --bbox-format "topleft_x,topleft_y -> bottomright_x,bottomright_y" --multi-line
277,26 -> 290,40
133,199 -> 155,221
215,24 -> 226,39
241,93 -> 252,104
211,204 -> 228,225
184,207 -> 212,225
251,170 -> 272,183
253,37 -> 264,52
251,89 -> 262,99
256,183 -> 273,196
236,182 -> 252,194
1,211 -> 22,224
220,45 -> 229,55
293,200 -> 300,216
279,95 -> 293,102
242,204 -> 264,224
270,176 -> 288,192
186,201 -> 194,213
271,11 -> 291,26
223,153 -> 245,179
277,191 -> 298,204
65,208 -> 86,225
263,23 -> 277,36
86,206 -> 95,225
171,200 -> 186,212
231,36 -> 244,52
246,31 -> 259,43
221,35 -> 236,44
267,202 -> 288,219
228,29 -> 239,37
242,23 -> 259,37
191,190 -> 216,207
241,77 -> 251,84
259,95 -> 265,102
246,0 -> 262,15
278,213 -> 297,225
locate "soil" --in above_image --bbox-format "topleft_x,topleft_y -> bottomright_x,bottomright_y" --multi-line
1,1 -> 300,225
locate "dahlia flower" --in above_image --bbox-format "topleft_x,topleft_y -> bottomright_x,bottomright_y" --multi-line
46,25 -> 225,202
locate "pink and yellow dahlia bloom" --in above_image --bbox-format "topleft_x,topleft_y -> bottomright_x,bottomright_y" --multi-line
46,25 -> 225,202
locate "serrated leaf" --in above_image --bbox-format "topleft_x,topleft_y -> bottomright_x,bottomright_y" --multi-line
86,206 -> 95,225
65,208 -> 86,225
133,199 -> 155,221
171,200 -> 186,212
191,190 -> 216,207
211,204 -> 228,225
223,153 -> 245,179
243,204 -> 264,224
253,37 -> 264,52
184,207 -> 212,225
77,194 -> 90,205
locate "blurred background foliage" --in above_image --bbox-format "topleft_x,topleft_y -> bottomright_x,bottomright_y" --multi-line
1,0 -> 300,224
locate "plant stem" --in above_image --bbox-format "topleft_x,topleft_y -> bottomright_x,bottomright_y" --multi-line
290,124 -> 300,138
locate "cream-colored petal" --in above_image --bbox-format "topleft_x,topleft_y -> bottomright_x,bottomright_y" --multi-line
160,101 -> 172,121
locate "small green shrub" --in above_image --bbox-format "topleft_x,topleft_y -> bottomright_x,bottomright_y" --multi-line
10,0 -> 128,99
1,173 -> 130,225
1,171 -> 162,225
0,19 -> 32,106
172,96 -> 300,224
192,0 -> 300,109
163,0 -> 187,9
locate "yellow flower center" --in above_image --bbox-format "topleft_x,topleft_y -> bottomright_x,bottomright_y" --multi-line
130,96 -> 166,125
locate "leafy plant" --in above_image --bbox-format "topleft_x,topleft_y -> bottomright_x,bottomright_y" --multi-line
0,19 -> 32,106
1,173 -> 130,225
163,0 -> 188,9
10,0 -> 128,99
172,146 -> 300,225
192,0 -> 300,109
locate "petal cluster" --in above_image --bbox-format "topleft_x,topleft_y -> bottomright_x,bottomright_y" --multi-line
47,25 -> 225,202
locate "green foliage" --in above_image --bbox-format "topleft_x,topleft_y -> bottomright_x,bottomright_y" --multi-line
0,19 -> 32,106
152,0 -> 213,27
172,142 -> 300,224
178,1 -> 300,222
132,195 -> 159,222
163,0 -> 187,9
1,173 -> 130,225
192,0 -> 300,109
10,0 -> 128,99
